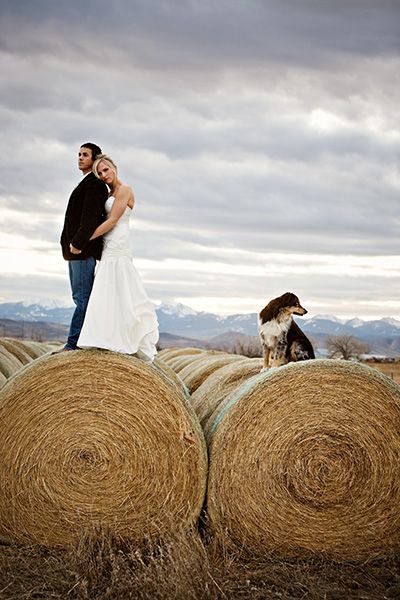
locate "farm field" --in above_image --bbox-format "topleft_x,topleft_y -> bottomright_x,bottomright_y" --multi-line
0,341 -> 400,598
0,530 -> 400,599
364,361 -> 400,384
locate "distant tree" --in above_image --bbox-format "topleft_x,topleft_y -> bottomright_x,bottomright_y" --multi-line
227,336 -> 262,358
32,327 -> 43,342
325,335 -> 370,360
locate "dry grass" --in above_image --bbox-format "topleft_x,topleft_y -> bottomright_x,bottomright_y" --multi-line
2,346 -> 400,596
158,348 -> 207,363
0,529 -> 399,599
178,354 -> 246,394
0,346 -> 23,378
190,358 -> 263,429
363,361 -> 400,384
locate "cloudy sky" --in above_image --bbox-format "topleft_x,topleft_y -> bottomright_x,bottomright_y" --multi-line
0,0 -> 399,319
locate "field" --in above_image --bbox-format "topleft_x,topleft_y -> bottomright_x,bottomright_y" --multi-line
364,361 -> 400,384
1,530 -> 400,599
1,342 -> 400,598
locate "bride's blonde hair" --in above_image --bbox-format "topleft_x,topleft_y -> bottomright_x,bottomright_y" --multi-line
92,154 -> 118,180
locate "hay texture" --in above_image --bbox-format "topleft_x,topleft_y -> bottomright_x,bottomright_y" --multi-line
157,347 -> 206,363
207,359 -> 400,560
167,353 -> 210,374
190,358 -> 263,430
6,338 -> 47,359
0,338 -> 32,365
0,372 -> 6,388
0,346 -> 23,378
152,358 -> 189,398
179,354 -> 246,394
0,350 -> 207,547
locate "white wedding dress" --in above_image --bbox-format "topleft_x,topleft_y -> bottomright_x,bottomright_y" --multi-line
78,197 -> 159,360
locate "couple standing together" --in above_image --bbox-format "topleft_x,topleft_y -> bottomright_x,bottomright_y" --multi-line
60,142 -> 159,362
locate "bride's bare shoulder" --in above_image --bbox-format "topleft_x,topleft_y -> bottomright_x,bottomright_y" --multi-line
116,183 -> 135,208
119,183 -> 133,193
115,184 -> 134,198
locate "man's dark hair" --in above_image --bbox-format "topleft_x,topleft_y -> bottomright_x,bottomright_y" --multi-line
81,142 -> 102,161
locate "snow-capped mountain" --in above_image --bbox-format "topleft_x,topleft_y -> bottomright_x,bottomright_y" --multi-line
301,313 -> 400,339
1,301 -> 400,343
156,303 -> 257,339
0,302 -> 75,324
158,301 -> 197,317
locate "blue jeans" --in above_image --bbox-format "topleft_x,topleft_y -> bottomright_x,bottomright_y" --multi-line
65,258 -> 96,350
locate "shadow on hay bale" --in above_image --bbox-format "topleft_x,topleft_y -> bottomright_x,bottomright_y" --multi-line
206,359 -> 400,560
0,350 -> 207,547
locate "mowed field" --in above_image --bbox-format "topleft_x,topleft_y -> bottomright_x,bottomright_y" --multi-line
0,341 -> 400,598
363,361 -> 400,384
1,530 -> 400,599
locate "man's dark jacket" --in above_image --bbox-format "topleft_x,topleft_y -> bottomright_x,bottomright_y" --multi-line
60,172 -> 108,261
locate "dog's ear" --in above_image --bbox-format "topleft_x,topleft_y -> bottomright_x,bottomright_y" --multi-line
282,292 -> 299,305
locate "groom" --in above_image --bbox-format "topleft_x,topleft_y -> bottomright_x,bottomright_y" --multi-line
60,142 -> 108,351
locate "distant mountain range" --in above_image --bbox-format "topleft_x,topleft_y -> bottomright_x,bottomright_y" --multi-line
1,301 -> 400,356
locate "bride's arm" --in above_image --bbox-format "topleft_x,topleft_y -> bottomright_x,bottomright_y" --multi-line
90,187 -> 133,240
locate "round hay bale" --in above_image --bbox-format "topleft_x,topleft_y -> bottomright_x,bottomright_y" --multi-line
0,338 -> 32,365
0,372 -> 7,389
152,358 -> 190,398
167,353 -> 210,373
160,347 -> 206,364
156,347 -> 179,359
9,339 -> 45,359
179,354 -> 246,394
0,346 -> 23,378
207,359 -> 400,560
0,350 -> 207,547
24,341 -> 49,357
38,342 -> 53,351
191,358 -> 263,429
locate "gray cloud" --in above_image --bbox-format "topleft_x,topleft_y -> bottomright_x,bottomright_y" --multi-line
0,0 -> 399,317
1,1 -> 399,67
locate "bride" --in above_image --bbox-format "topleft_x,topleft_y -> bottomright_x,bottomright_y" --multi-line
75,154 -> 159,361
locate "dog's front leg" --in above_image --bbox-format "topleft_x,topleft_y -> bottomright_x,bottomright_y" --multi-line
262,347 -> 270,371
269,336 -> 288,368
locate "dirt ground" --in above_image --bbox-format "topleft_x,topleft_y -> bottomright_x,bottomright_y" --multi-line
0,530 -> 399,599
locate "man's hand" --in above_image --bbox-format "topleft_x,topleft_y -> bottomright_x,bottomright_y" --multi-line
69,243 -> 82,255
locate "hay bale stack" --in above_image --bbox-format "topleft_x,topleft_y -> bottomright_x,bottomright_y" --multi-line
0,338 -> 32,365
0,346 -> 23,378
8,339 -> 46,359
0,350 -> 207,547
156,347 -> 179,360
23,340 -> 49,357
191,358 -> 263,429
207,359 -> 400,560
179,354 -> 246,394
159,347 -> 206,364
167,353 -> 210,374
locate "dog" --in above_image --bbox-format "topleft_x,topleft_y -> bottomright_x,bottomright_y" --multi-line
258,292 -> 315,369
